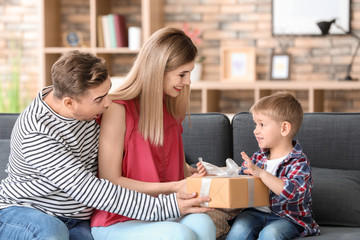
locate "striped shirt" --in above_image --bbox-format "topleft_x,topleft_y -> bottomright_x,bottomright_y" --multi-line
0,87 -> 180,221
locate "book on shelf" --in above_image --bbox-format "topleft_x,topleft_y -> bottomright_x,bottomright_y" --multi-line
114,14 -> 128,47
108,14 -> 117,48
97,15 -> 104,48
101,15 -> 111,48
98,14 -> 128,48
128,26 -> 141,50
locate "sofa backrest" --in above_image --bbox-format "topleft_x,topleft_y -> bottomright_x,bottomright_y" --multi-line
232,112 -> 360,171
182,113 -> 232,167
3,112 -> 360,177
0,113 -> 19,180
232,112 -> 258,166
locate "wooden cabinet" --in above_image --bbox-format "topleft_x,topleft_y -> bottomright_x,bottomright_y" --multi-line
39,0 -> 163,88
191,81 -> 360,113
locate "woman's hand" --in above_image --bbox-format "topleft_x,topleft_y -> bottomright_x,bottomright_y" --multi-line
174,179 -> 187,193
196,161 -> 207,176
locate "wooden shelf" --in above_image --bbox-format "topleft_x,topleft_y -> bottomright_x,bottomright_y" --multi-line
40,0 -> 163,88
191,80 -> 360,113
94,48 -> 139,54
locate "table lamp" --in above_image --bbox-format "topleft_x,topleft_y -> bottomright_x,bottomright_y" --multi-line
317,19 -> 359,81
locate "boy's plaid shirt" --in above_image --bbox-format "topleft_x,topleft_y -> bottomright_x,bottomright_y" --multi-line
239,140 -> 320,237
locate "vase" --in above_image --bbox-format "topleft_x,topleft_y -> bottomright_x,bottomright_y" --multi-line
191,62 -> 203,82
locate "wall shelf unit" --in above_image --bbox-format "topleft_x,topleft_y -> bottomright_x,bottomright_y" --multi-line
40,0 -> 163,88
191,81 -> 360,113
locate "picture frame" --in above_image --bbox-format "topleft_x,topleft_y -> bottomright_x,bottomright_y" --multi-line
221,47 -> 256,82
63,31 -> 83,47
272,0 -> 350,36
270,54 -> 291,80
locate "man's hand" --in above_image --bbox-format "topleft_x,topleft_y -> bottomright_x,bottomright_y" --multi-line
176,192 -> 213,215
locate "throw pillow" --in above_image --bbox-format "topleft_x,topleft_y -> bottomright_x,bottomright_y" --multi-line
311,167 -> 360,227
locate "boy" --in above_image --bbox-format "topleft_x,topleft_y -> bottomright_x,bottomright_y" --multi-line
226,92 -> 319,240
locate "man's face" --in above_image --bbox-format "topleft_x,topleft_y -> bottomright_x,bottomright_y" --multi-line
72,77 -> 112,121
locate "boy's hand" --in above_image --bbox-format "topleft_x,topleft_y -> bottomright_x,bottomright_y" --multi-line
176,192 -> 213,215
242,152 -> 284,195
241,151 -> 262,177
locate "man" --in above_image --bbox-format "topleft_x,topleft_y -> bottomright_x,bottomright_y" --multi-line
0,51 -> 211,240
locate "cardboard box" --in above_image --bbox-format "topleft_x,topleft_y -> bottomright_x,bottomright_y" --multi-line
186,176 -> 269,208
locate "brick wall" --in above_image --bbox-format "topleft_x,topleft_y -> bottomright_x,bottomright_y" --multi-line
165,0 -> 360,112
1,0 -> 360,112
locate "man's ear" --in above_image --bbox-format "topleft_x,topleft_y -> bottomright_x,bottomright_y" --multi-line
281,121 -> 291,137
63,97 -> 75,111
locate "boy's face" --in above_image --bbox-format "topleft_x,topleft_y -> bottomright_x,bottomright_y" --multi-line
71,77 -> 112,121
252,112 -> 283,149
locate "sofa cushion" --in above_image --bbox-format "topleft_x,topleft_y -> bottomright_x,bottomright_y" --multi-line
307,226 -> 360,240
296,113 -> 360,171
0,139 -> 10,180
233,112 -> 360,171
232,112 -> 258,166
312,167 -> 360,227
182,113 -> 232,167
0,113 -> 19,139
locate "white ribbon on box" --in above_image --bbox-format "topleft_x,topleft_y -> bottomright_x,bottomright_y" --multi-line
198,158 -> 254,207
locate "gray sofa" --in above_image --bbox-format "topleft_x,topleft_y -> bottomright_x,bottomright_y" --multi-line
182,112 -> 360,240
1,112 -> 360,239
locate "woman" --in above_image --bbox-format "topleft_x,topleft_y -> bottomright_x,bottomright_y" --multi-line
91,27 -> 216,240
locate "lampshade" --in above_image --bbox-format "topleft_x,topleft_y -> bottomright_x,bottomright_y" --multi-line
316,19 -> 359,81
317,19 -> 336,35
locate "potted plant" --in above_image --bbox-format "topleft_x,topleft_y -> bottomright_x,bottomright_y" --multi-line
183,23 -> 205,82
0,40 -> 27,113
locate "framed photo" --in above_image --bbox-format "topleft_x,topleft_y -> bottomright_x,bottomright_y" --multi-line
63,31 -> 83,47
221,47 -> 256,82
270,54 -> 291,80
272,0 -> 350,36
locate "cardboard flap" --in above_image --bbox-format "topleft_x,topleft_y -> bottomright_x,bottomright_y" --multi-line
208,178 -> 230,208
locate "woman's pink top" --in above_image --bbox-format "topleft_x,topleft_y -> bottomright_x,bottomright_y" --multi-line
91,99 -> 185,227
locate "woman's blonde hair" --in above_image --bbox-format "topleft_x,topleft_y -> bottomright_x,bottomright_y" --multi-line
110,27 -> 197,145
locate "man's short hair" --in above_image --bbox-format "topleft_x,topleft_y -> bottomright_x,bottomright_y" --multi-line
51,50 -> 109,99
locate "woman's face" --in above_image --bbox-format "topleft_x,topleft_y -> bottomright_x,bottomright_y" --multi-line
163,61 -> 195,98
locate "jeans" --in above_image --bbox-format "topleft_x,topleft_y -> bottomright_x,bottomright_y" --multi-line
226,208 -> 303,240
92,213 -> 216,240
0,206 -> 93,240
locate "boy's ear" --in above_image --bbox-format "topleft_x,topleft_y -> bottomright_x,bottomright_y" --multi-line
281,121 -> 291,137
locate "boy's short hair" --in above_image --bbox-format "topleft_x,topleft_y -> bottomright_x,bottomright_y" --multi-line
250,92 -> 303,138
51,50 -> 109,100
